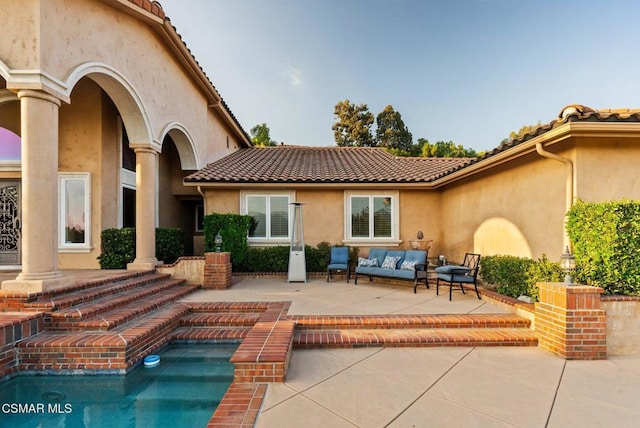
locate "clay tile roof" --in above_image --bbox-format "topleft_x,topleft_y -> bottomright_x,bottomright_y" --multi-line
185,146 -> 473,184
440,104 -> 640,177
127,0 -> 165,19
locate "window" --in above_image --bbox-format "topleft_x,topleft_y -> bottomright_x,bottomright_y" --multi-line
195,204 -> 204,233
345,191 -> 399,244
59,173 -> 92,252
241,192 -> 293,242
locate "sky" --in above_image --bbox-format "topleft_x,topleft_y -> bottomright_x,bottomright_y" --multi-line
161,0 -> 640,152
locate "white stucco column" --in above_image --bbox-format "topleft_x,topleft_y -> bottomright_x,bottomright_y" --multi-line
127,147 -> 159,270
1,90 -> 72,292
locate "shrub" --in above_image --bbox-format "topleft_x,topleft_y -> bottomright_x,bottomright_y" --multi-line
98,228 -> 136,269
525,254 -> 564,301
567,199 -> 640,295
234,242 -> 344,273
480,255 -> 534,298
203,213 -> 253,267
155,228 -> 184,264
305,241 -> 332,272
236,246 -> 290,272
98,227 -> 185,269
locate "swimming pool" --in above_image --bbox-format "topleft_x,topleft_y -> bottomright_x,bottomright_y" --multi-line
0,343 -> 237,428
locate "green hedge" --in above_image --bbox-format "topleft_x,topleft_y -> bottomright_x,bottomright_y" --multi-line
525,254 -> 564,301
480,254 -> 563,300
155,228 -> 185,264
567,200 -> 640,295
203,213 -> 253,266
234,242 -> 349,273
480,255 -> 533,298
98,228 -> 136,269
98,227 -> 184,269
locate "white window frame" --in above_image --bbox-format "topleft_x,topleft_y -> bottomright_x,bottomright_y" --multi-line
58,172 -> 92,252
240,190 -> 295,245
343,190 -> 401,246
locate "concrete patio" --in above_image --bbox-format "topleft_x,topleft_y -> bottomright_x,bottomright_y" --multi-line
182,276 -> 640,428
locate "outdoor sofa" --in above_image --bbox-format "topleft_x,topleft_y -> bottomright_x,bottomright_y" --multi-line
354,248 -> 429,293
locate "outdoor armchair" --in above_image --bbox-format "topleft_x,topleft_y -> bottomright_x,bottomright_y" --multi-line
435,253 -> 481,300
327,246 -> 351,283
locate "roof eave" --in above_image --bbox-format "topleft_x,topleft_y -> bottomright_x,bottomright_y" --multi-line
100,0 -> 164,25
184,181 -> 438,190
100,0 -> 251,148
430,121 -> 640,187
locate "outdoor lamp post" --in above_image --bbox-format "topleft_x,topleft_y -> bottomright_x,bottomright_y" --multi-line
560,246 -> 576,284
214,232 -> 223,253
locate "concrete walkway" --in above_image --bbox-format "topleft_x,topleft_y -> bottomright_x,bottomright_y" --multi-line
184,277 -> 640,428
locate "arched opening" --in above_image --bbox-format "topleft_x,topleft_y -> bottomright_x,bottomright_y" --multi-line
158,129 -> 202,256
0,89 -> 22,268
54,63 -> 154,268
0,127 -> 20,160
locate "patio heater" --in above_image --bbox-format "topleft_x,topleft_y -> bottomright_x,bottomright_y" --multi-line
288,202 -> 307,283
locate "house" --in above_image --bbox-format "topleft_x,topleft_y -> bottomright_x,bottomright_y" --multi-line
186,105 -> 640,263
0,0 -> 251,292
3,1 -> 640,295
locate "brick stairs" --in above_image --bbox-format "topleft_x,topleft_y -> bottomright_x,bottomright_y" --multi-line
1,271 -> 538,380
6,271 -> 199,373
289,313 -> 538,349
173,302 -> 267,342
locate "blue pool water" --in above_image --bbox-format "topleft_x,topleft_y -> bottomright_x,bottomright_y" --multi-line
0,343 -> 237,428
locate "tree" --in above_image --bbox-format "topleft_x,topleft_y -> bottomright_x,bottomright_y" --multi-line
250,123 -> 277,146
501,122 -> 543,145
331,99 -> 374,147
375,105 -> 413,152
420,140 -> 477,158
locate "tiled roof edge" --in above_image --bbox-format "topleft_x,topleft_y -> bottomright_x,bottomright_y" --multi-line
126,0 -> 165,19
432,104 -> 640,179
163,19 -> 251,145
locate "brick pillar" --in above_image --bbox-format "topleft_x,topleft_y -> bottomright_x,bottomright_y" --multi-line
204,252 -> 232,289
535,282 -> 606,360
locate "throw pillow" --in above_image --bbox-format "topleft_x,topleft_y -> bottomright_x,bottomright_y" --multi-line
358,257 -> 378,267
381,256 -> 401,270
400,260 -> 417,271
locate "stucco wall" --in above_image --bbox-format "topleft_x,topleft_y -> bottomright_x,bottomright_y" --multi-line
603,299 -> 640,356
205,189 -> 240,215
440,151 -> 567,263
100,95 -> 120,230
202,188 -> 443,258
0,0 -> 40,69
58,79 -> 105,269
0,101 -> 20,135
575,136 -> 640,201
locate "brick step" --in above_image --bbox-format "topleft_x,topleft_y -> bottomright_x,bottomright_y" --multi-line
231,321 -> 296,383
289,313 -> 531,330
186,302 -> 283,314
18,303 -> 191,373
54,284 -> 199,332
30,272 -> 170,311
0,271 -> 157,311
179,312 -> 262,327
47,277 -> 187,328
171,326 -> 251,342
293,328 -> 538,349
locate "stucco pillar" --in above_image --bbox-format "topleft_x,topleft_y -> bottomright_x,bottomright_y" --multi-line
1,90 -> 72,293
127,147 -> 159,270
